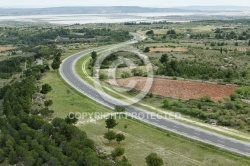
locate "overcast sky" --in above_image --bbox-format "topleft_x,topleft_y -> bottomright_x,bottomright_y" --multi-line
1,0 -> 250,8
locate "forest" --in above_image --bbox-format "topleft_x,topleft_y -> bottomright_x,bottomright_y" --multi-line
0,58 -> 131,166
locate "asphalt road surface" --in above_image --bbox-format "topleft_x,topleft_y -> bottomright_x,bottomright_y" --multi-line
60,33 -> 250,157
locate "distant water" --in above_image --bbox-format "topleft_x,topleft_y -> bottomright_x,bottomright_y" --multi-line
0,11 -> 247,25
0,12 -> 197,24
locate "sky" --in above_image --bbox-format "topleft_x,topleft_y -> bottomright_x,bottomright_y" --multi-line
1,0 -> 250,8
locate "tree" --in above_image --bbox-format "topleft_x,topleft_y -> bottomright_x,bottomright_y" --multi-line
167,29 -> 176,35
145,153 -> 163,166
40,84 -> 52,94
8,150 -> 18,165
105,116 -> 118,131
248,40 -> 250,46
0,149 -> 5,164
146,30 -> 154,35
160,54 -> 168,64
51,53 -> 61,70
104,131 -> 116,144
116,133 -> 125,143
167,29 -> 177,38
44,100 -> 53,107
115,105 -> 126,112
111,147 -> 125,158
91,51 -> 97,60
65,113 -> 78,124
220,47 -> 223,54
144,47 -> 150,53
235,42 -> 239,46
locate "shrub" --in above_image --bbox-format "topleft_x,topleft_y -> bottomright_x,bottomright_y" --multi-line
121,72 -> 130,78
224,102 -> 236,110
111,147 -> 125,158
115,105 -> 126,112
99,73 -> 108,80
163,99 -> 170,108
144,47 -> 150,53
230,93 -> 238,101
200,96 -> 213,103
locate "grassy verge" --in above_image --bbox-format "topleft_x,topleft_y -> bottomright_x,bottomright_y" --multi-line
79,117 -> 250,166
39,71 -> 111,119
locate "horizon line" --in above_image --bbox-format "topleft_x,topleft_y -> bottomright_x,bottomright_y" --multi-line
1,5 -> 250,9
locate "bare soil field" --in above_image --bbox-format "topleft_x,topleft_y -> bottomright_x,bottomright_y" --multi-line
150,47 -> 189,52
0,46 -> 15,51
107,77 -> 237,101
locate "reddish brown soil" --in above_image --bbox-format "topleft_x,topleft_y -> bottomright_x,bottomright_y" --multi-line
150,47 -> 188,52
107,77 -> 237,101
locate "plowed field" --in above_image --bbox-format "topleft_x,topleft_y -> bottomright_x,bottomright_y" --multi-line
107,77 -> 237,101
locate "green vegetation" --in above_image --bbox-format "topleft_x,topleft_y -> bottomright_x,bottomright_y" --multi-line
104,131 -> 117,144
157,53 -> 240,82
80,117 -> 250,166
90,51 -> 144,69
40,83 -> 52,94
115,105 -> 126,112
105,116 -> 118,131
145,153 -> 164,166
0,56 -> 32,79
0,73 -> 110,165
2,20 -> 250,165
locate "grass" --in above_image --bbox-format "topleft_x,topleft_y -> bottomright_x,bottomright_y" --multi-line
79,117 -> 250,166
39,71 -> 111,119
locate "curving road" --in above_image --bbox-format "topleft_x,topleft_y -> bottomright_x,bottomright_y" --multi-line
60,33 -> 250,157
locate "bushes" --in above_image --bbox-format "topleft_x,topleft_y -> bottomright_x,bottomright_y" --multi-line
144,47 -> 150,53
163,99 -> 170,108
132,68 -> 143,76
99,73 -> 108,80
200,96 -> 213,103
121,72 -> 131,78
111,147 -> 125,158
236,86 -> 250,99
145,153 -> 163,166
224,102 -> 236,110
40,84 -> 52,94
115,106 -> 126,112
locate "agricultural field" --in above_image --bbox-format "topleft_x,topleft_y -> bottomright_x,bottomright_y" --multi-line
107,77 -> 237,101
